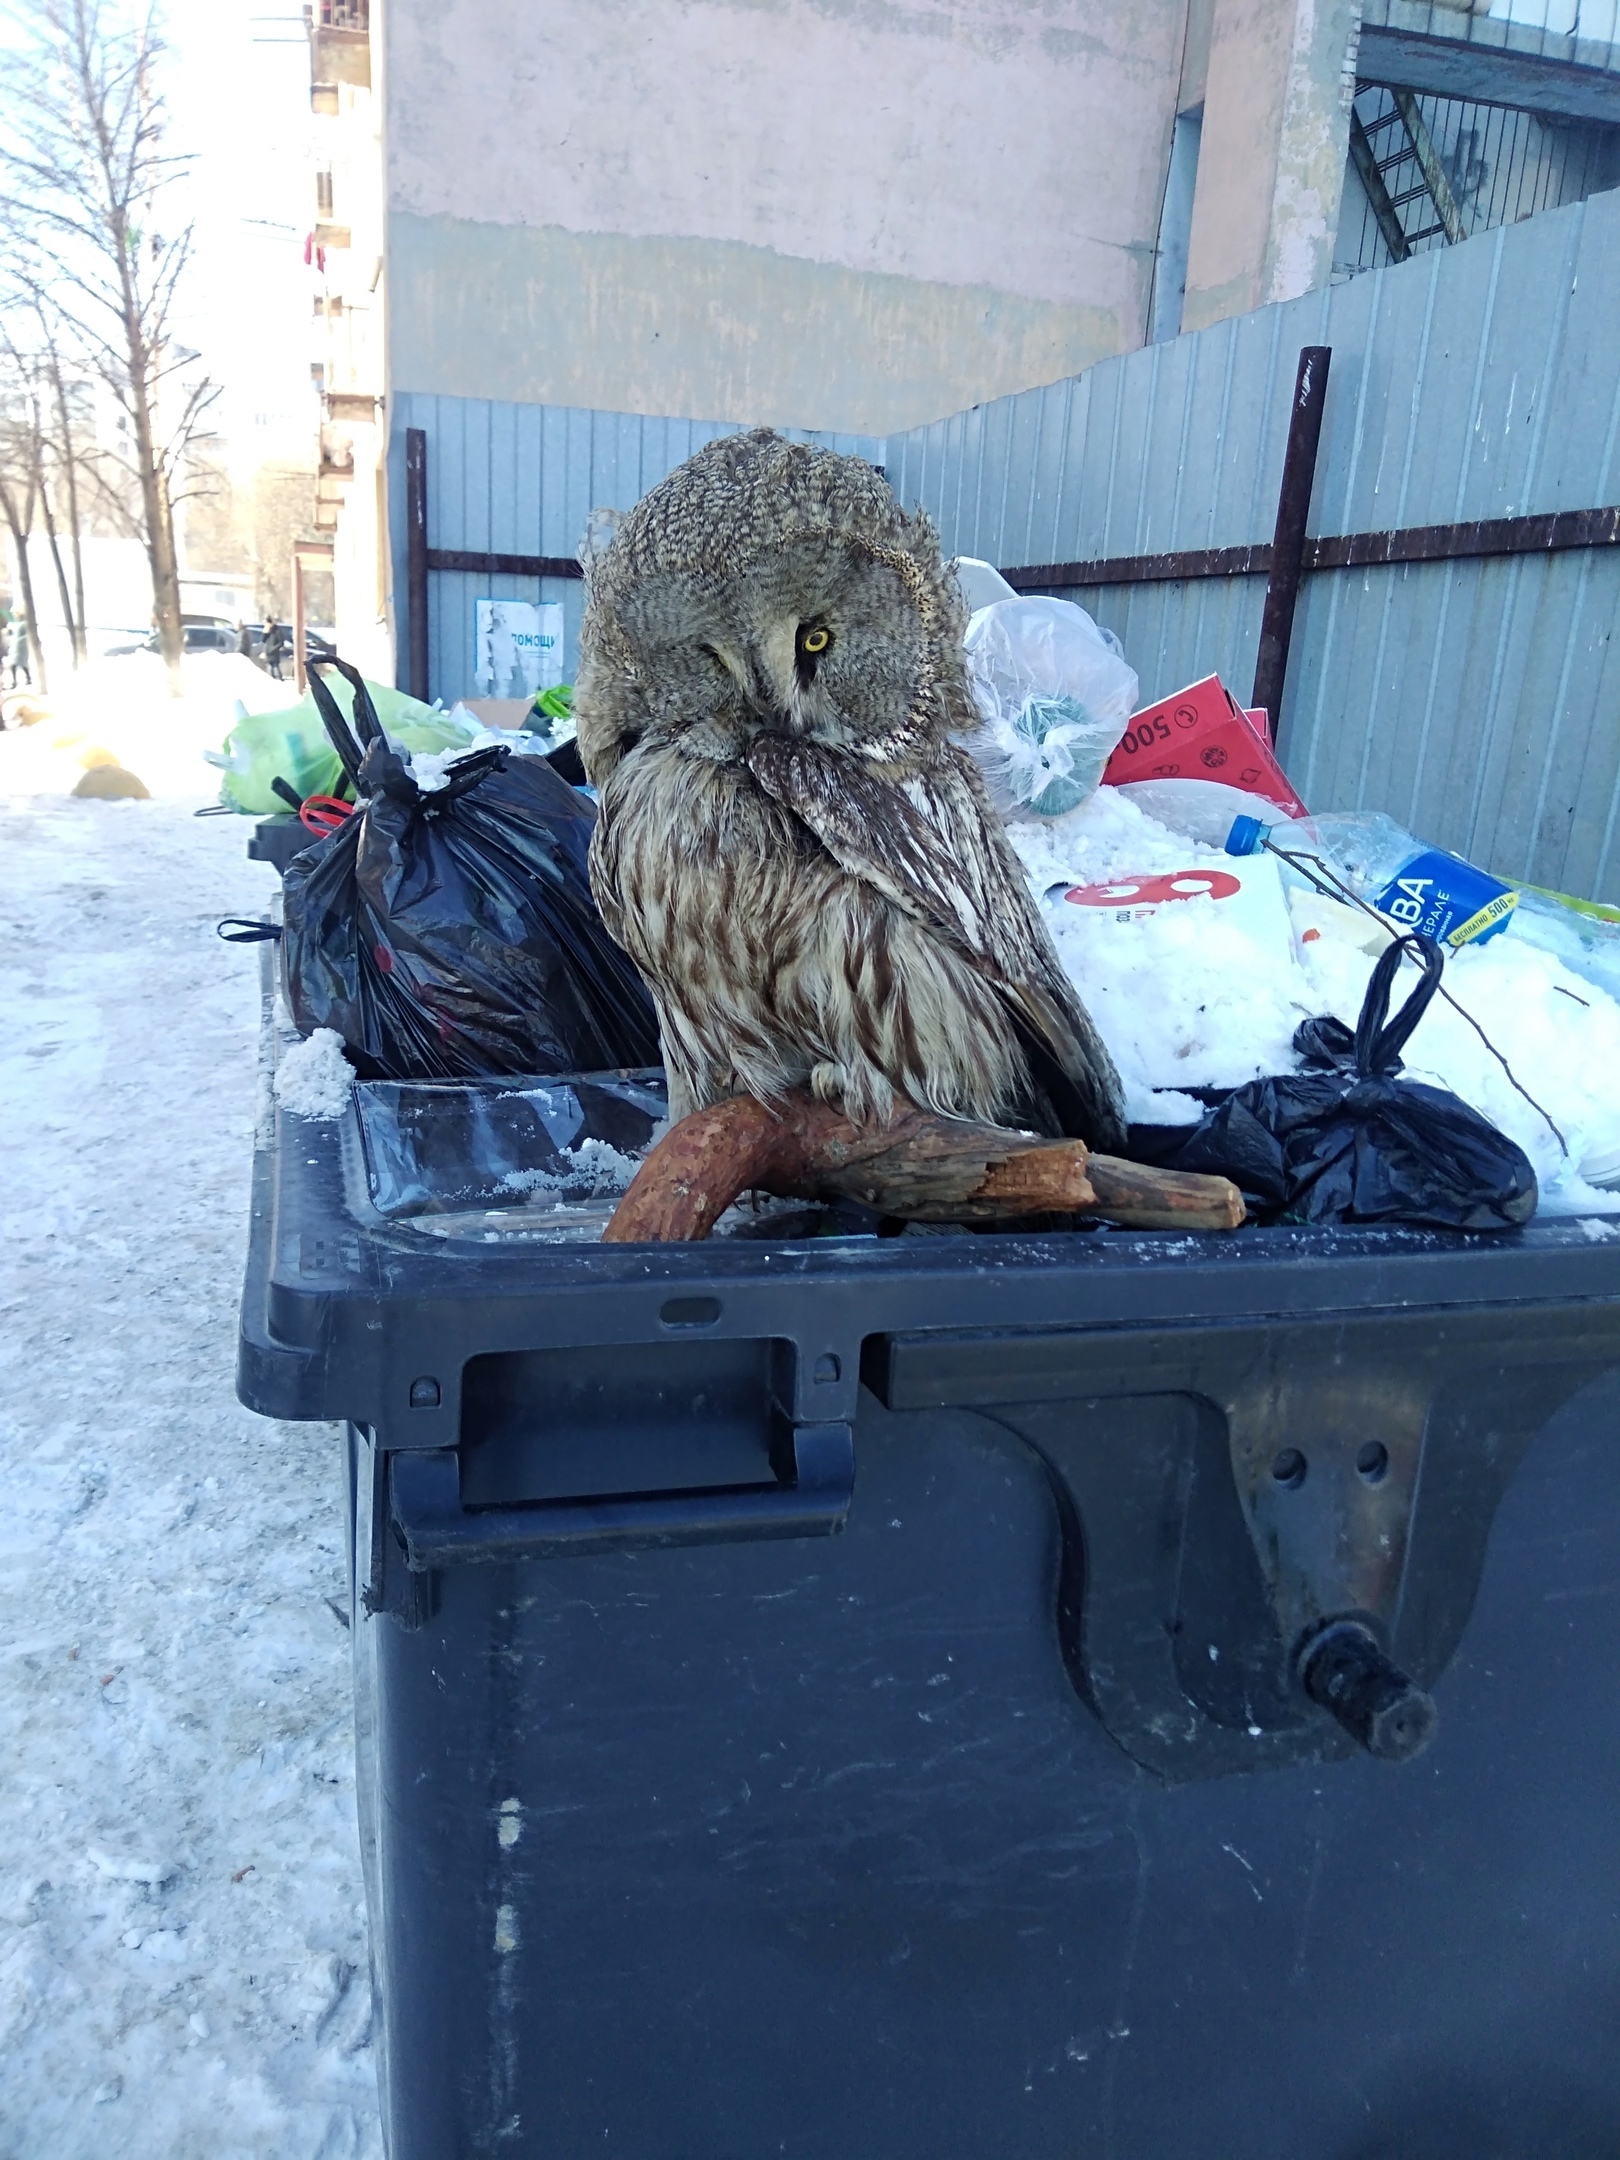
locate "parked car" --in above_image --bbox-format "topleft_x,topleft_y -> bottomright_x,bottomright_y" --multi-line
141,618 -> 241,656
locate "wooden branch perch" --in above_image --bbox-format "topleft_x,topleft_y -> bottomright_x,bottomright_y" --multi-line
603,1091 -> 1244,1242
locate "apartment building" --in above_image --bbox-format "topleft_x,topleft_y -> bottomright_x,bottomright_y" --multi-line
303,0 -> 1620,677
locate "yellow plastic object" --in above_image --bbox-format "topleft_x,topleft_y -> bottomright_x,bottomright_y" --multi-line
1521,879 -> 1620,927
73,764 -> 149,800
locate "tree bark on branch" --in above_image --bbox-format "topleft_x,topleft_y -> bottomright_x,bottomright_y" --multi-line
603,1092 -> 1247,1242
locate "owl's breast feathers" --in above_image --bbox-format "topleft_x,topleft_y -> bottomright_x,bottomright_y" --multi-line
590,732 -> 1126,1151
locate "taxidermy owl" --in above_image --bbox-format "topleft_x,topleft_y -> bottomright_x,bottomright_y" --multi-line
575,429 -> 1126,1151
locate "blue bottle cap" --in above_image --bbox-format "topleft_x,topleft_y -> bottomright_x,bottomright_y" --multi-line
1225,814 -> 1268,857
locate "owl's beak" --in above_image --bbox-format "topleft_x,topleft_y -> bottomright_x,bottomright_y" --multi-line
712,631 -> 797,733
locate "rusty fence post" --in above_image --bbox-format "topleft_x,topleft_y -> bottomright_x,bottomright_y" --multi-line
1251,345 -> 1331,742
406,426 -> 429,702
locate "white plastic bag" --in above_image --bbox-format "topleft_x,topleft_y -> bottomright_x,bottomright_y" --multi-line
958,597 -> 1138,820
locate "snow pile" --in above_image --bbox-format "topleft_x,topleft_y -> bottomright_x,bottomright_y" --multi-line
1011,787 -> 1620,1216
0,797 -> 379,2156
274,1028 -> 356,1121
1011,790 -> 1313,1123
500,1136 -> 644,1201
0,650 -> 299,805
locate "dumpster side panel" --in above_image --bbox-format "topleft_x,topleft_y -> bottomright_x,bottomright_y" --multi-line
353,1374 -> 1620,2159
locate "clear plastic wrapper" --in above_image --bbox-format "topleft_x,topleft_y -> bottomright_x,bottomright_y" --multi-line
958,597 -> 1137,819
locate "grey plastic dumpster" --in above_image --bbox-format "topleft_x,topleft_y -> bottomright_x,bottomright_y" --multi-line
238,1040 -> 1620,2160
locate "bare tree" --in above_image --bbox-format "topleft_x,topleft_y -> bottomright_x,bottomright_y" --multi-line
0,323 -> 94,668
37,313 -> 90,664
0,0 -> 217,689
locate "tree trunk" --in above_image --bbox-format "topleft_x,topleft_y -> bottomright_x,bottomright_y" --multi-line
38,470 -> 77,668
118,272 -> 183,691
48,353 -> 87,665
134,395 -> 183,691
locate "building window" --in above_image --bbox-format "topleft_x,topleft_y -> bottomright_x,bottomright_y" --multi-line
316,169 -> 335,219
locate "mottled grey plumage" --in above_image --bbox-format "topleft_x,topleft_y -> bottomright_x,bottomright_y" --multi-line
575,429 -> 1126,1149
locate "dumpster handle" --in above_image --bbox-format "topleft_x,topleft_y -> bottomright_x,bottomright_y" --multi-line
388,1422 -> 855,1569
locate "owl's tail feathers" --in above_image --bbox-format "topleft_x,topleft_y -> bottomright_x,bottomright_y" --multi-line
1006,984 -> 1129,1155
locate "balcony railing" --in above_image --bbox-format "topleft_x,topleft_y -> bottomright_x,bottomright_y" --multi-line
307,0 -> 370,86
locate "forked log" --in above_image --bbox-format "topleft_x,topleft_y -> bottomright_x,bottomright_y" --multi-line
603,1090 -> 1244,1242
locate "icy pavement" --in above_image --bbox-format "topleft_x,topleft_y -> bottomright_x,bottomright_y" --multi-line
0,789 -> 381,2157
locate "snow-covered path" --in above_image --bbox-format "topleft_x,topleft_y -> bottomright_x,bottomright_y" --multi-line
0,793 -> 381,2157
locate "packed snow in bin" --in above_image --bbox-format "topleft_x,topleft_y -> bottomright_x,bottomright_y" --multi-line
308,783 -> 1620,1230
273,1025 -> 356,1120
1008,786 -> 1620,1218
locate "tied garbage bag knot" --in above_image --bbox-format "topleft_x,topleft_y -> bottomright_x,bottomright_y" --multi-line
1146,934 -> 1538,1232
279,654 -> 660,1083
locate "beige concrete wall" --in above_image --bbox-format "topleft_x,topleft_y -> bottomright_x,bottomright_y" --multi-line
386,213 -> 1128,437
1181,0 -> 1359,331
381,0 -> 1190,433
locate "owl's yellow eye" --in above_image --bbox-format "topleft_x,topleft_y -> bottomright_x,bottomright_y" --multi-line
799,626 -> 831,656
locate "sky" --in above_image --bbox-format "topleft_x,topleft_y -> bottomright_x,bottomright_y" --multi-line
163,0 -> 321,473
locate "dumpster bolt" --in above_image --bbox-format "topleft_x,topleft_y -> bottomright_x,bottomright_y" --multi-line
1296,1618 -> 1437,1763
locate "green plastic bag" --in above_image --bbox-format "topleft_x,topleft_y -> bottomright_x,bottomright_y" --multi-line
517,682 -> 575,737
210,677 -> 479,814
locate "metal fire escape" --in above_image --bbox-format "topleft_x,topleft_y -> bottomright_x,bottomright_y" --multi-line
1348,88 -> 1468,262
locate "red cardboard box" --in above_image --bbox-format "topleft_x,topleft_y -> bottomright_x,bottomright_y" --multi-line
1101,675 -> 1309,816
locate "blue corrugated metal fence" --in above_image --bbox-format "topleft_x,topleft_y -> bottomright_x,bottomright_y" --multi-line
887,185 -> 1620,903
388,182 -> 1620,901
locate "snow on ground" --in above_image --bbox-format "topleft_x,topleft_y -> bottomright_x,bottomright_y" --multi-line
0,710 -> 381,2156
1,650 -> 299,804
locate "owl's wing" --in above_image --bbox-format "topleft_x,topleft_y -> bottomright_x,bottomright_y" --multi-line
745,735 -> 1125,1148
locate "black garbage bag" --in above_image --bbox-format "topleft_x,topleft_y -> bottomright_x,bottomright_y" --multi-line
281,657 -> 661,1081
1148,934 -> 1537,1230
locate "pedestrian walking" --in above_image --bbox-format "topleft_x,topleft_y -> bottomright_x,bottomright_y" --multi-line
11,616 -> 32,688
262,620 -> 287,682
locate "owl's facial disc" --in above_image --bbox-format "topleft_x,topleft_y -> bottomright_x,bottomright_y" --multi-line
620,531 -> 934,764
739,538 -> 928,752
